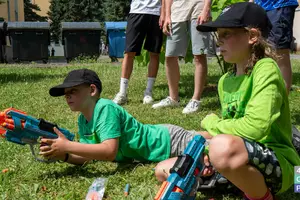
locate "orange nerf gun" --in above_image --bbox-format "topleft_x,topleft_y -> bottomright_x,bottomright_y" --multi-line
0,107 -> 75,162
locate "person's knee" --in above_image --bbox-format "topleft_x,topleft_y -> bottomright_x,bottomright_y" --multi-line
125,52 -> 136,59
193,55 -> 207,66
209,135 -> 248,172
149,52 -> 159,59
165,56 -> 178,64
154,157 -> 177,182
155,169 -> 168,182
155,163 -> 169,182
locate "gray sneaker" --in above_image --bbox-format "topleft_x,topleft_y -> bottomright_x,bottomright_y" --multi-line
152,97 -> 180,109
113,92 -> 127,105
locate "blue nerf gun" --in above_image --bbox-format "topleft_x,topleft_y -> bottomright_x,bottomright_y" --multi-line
154,135 -> 206,200
0,108 -> 75,162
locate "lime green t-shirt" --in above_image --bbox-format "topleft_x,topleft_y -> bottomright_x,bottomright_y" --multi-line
78,98 -> 171,162
201,58 -> 300,194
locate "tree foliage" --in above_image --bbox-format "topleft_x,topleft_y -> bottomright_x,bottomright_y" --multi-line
103,0 -> 130,21
48,0 -> 105,42
24,0 -> 48,21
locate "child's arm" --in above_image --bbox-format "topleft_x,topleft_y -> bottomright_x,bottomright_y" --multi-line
40,128 -> 119,163
201,61 -> 283,141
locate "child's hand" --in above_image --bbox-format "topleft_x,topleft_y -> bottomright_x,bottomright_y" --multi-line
201,154 -> 214,177
39,127 -> 70,160
198,131 -> 213,139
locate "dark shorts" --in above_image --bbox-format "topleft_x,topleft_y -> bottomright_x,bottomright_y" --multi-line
266,6 -> 297,49
242,138 -> 282,194
125,13 -> 163,56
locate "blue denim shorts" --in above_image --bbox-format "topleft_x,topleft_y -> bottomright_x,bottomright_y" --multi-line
266,6 -> 297,49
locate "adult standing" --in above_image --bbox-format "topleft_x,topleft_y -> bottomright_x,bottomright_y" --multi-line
250,0 -> 299,93
152,0 -> 211,114
113,0 -> 165,105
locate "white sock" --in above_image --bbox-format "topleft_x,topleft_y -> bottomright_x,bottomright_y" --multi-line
120,78 -> 129,94
145,77 -> 156,95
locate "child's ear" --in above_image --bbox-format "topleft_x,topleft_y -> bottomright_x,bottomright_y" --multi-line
90,84 -> 97,96
248,28 -> 259,45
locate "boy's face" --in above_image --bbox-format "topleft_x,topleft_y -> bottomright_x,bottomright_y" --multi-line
64,84 -> 93,111
217,28 -> 251,64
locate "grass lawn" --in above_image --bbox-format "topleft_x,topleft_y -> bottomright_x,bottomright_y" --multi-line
0,58 -> 300,200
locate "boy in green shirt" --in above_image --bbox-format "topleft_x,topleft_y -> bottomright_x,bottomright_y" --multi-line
154,2 -> 300,200
39,69 -> 201,164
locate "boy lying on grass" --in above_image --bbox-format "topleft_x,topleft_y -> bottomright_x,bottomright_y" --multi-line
39,69 -> 208,166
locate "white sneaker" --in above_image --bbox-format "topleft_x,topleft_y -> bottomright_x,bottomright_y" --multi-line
152,97 -> 180,109
182,99 -> 200,114
143,95 -> 154,104
113,92 -> 127,105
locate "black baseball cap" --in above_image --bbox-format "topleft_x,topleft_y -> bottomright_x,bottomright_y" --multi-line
49,69 -> 102,97
196,2 -> 271,37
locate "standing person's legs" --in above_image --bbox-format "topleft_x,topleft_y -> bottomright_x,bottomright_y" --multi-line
276,49 -> 292,94
143,15 -> 164,104
182,19 -> 209,114
152,22 -> 189,109
266,6 -> 297,94
166,56 -> 180,101
113,14 -> 148,105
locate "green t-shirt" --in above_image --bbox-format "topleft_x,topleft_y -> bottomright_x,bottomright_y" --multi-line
78,98 -> 171,162
201,58 -> 300,194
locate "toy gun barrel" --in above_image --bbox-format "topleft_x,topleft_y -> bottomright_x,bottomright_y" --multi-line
0,108 -> 74,144
0,108 -> 75,162
154,135 -> 206,200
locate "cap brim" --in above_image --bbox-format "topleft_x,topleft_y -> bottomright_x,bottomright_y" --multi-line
196,21 -> 218,32
49,82 -> 84,97
196,20 -> 243,32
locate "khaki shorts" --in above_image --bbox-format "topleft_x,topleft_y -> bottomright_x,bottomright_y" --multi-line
165,19 -> 209,57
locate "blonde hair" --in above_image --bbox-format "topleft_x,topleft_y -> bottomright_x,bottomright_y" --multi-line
227,28 -> 279,75
245,27 -> 279,74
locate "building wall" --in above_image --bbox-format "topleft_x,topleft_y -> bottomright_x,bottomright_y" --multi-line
0,0 -> 25,21
31,0 -> 50,18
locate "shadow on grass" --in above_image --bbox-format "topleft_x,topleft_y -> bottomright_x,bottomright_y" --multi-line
0,73 -> 66,84
38,162 -> 143,179
292,72 -> 300,86
155,74 -> 221,100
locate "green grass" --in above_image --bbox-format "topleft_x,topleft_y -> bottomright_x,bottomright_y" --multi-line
0,59 -> 300,200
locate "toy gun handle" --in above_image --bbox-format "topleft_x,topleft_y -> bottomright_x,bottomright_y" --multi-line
154,135 -> 206,200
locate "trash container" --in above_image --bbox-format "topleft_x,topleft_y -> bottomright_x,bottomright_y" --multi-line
7,22 -> 50,63
61,22 -> 101,62
105,22 -> 127,58
0,22 -> 7,63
